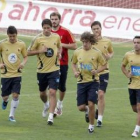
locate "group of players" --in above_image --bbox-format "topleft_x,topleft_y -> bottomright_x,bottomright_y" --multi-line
0,11 -> 140,137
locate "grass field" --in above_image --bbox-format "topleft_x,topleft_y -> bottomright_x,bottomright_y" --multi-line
0,35 -> 137,140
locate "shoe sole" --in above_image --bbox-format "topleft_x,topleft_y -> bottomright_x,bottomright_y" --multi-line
47,121 -> 53,125
9,119 -> 16,122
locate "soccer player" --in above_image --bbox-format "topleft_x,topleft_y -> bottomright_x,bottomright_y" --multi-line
27,19 -> 61,125
50,12 -> 77,116
121,36 -> 140,137
91,21 -> 114,127
71,31 -> 107,133
0,26 -> 28,122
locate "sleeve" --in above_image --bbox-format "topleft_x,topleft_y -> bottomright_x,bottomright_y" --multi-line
122,53 -> 128,66
65,30 -> 76,43
71,50 -> 78,64
107,40 -> 113,53
98,51 -> 107,65
28,37 -> 39,51
21,42 -> 27,57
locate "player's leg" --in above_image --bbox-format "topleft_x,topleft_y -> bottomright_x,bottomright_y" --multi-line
9,92 -> 19,122
77,82 -> 89,122
87,81 -> 98,133
56,65 -> 68,116
88,101 -> 95,134
9,77 -> 21,122
1,78 -> 11,110
37,73 -> 49,117
97,73 -> 109,127
132,89 -> 140,137
47,70 -> 60,125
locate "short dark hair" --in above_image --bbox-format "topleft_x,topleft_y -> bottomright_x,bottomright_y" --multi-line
133,36 -> 140,40
7,26 -> 17,34
91,21 -> 102,28
42,19 -> 52,27
50,12 -> 61,20
80,31 -> 96,45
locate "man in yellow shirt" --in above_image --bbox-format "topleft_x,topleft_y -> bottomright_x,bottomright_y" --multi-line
0,26 -> 28,122
121,36 -> 140,137
71,31 -> 107,133
28,19 -> 61,125
91,21 -> 114,127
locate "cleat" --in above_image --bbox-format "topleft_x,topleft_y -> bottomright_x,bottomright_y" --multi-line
47,117 -> 53,125
2,100 -> 8,110
95,109 -> 98,120
88,128 -> 94,134
9,116 -> 16,122
132,131 -> 139,137
55,106 -> 63,116
96,120 -> 102,127
53,108 -> 57,117
42,104 -> 49,118
53,113 -> 57,118
85,114 -> 89,123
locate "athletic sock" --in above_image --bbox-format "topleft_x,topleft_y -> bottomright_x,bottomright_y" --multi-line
88,124 -> 94,130
57,100 -> 63,107
98,115 -> 103,122
134,125 -> 140,133
85,106 -> 89,114
45,101 -> 49,107
48,113 -> 53,119
9,98 -> 19,117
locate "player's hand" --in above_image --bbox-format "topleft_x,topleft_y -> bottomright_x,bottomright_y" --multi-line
74,71 -> 80,78
103,53 -> 111,61
57,53 -> 62,60
18,63 -> 25,69
39,45 -> 48,53
127,72 -> 132,78
0,63 -> 5,69
91,69 -> 98,75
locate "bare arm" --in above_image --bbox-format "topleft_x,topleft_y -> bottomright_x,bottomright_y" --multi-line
27,47 -> 48,56
91,63 -> 107,75
104,51 -> 114,61
71,63 -> 80,78
61,43 -> 77,50
18,56 -> 28,69
121,64 -> 132,78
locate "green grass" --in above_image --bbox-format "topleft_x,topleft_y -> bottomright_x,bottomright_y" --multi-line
0,34 -> 136,140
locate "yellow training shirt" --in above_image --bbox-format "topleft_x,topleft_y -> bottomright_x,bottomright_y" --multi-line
122,50 -> 140,89
72,47 -> 106,83
0,38 -> 27,78
93,37 -> 113,74
28,33 -> 61,73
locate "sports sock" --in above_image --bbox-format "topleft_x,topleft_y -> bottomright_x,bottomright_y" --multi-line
85,106 -> 89,114
134,125 -> 140,133
9,98 -> 19,117
88,124 -> 94,130
48,113 -> 53,119
98,115 -> 103,122
45,101 -> 49,108
57,100 -> 63,107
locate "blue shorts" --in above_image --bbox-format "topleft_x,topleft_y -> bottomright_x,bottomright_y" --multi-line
1,77 -> 22,97
99,73 -> 109,92
128,88 -> 140,105
58,65 -> 68,92
77,81 -> 99,106
37,70 -> 60,92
